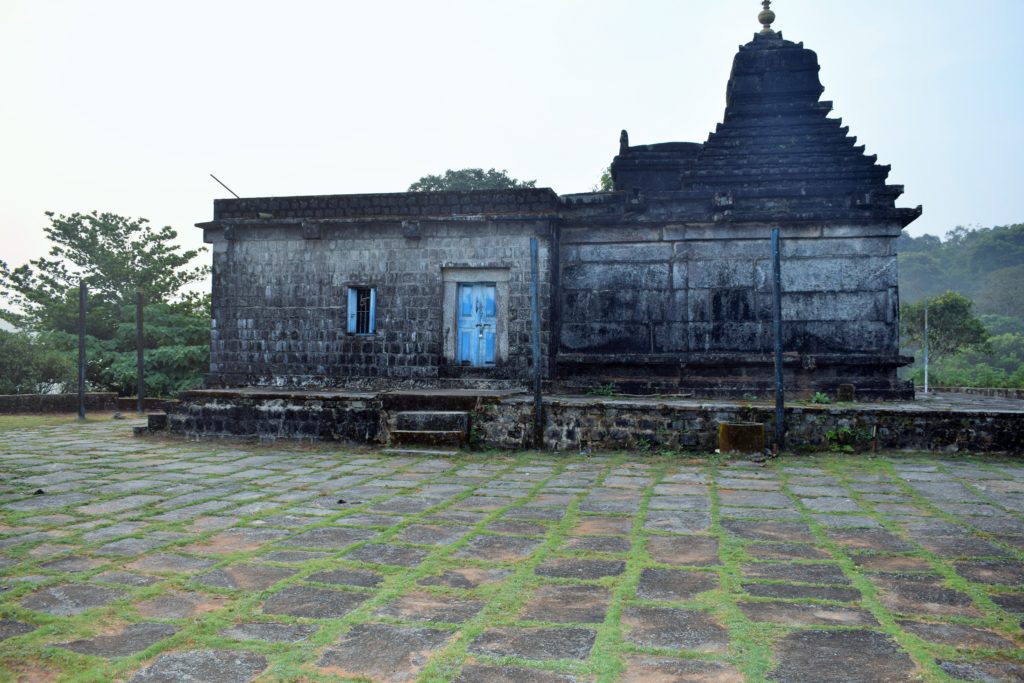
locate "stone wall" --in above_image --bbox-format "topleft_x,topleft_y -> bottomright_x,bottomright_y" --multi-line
555,218 -> 909,398
204,208 -> 556,389
0,393 -> 118,414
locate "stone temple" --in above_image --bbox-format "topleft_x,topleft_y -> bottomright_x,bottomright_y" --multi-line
197,5 -> 921,403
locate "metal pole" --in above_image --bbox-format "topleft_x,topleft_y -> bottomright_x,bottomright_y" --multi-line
78,281 -> 87,421
923,299 -> 929,394
136,291 -> 144,413
771,228 -> 785,451
529,238 -> 543,448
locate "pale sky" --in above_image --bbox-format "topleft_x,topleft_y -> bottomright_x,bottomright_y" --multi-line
2,0 -> 1023,274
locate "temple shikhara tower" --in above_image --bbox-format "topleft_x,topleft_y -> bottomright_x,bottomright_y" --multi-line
197,2 -> 921,405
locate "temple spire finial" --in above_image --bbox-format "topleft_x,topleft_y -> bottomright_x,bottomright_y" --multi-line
758,0 -> 776,33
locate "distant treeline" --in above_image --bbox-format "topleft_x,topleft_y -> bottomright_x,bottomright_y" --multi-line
898,223 -> 1024,388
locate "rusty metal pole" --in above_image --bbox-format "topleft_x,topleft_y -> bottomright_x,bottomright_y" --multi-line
78,281 -> 87,421
530,238 -> 543,448
771,228 -> 785,451
136,291 -> 144,413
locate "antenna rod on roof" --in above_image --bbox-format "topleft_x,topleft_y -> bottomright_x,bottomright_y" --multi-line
209,173 -> 241,199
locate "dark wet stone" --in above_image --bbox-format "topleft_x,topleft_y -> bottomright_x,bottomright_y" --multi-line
870,574 -> 981,617
306,568 -> 382,587
260,550 -> 330,563
562,535 -> 631,553
954,559 -> 1024,585
720,506 -> 803,520
278,526 -> 377,549
918,534 -> 1007,558
423,509 -> 489,525
455,664 -> 586,683
5,492 -> 92,511
262,585 -> 367,618
897,619 -> 1016,649
344,543 -> 429,567
135,590 -> 228,619
991,592 -> 1024,614
636,568 -> 717,602
721,521 -> 815,543
741,562 -> 850,585
193,564 -> 296,590
826,528 -> 914,552
850,554 -> 933,573
58,623 -> 177,657
454,535 -> 543,562
92,571 -> 161,587
370,497 -> 437,514
738,601 -> 878,626
128,649 -> 267,682
571,516 -> 632,535
335,513 -> 404,527
622,606 -> 729,652
521,584 -> 610,624
374,591 -> 484,623
769,630 -> 916,682
469,627 -> 596,661
504,506 -> 566,521
318,623 -> 451,679
938,659 -> 1024,682
129,553 -> 217,574
398,524 -> 473,545
718,490 -> 790,508
535,558 -> 625,579
418,567 -> 511,589
743,583 -> 861,601
643,510 -> 710,533
746,542 -> 831,560
0,619 -> 36,641
621,656 -> 742,683
94,537 -> 167,557
646,535 -> 720,566
486,520 -> 547,536
21,584 -> 125,615
220,622 -> 318,643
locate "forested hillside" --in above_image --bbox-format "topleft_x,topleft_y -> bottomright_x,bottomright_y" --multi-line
898,223 -> 1024,388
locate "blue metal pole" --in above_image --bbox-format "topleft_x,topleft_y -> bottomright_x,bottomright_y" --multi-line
771,229 -> 784,451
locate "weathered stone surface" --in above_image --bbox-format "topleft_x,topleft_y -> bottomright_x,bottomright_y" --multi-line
398,524 -> 473,545
721,521 -> 815,543
469,627 -> 596,661
740,562 -> 850,585
953,559 -> 1024,585
572,517 -> 632,535
454,535 -> 543,562
135,590 -> 228,619
0,619 -> 36,641
850,554 -> 933,573
306,568 -> 383,587
278,526 -> 377,549
746,542 -> 831,560
128,649 -> 267,682
826,528 -> 914,552
521,584 -> 610,624
129,553 -> 217,574
318,623 -> 451,681
870,574 -> 981,617
938,659 -> 1024,682
455,664 -> 587,683
896,619 -> 1017,649
21,584 -> 125,616
417,567 -> 511,589
636,568 -> 718,601
563,535 -> 631,553
374,591 -> 484,624
621,656 -> 743,683
646,536 -> 720,566
93,571 -> 161,587
622,606 -> 729,652
743,583 -> 861,602
220,622 -> 318,643
261,586 -> 367,618
535,558 -> 625,579
193,564 -> 296,590
738,601 -> 878,626
344,543 -> 429,567
58,623 -> 177,657
768,630 -> 916,682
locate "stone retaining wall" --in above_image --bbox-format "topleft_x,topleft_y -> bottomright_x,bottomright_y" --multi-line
0,393 -> 118,414
931,387 -> 1024,400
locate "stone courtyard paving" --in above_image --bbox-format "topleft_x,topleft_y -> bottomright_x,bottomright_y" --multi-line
0,418 -> 1021,682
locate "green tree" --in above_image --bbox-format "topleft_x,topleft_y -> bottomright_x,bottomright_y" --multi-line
591,166 -> 613,192
0,211 -> 211,396
976,264 -> 1024,317
0,330 -> 75,394
408,168 -> 536,192
900,291 -> 989,364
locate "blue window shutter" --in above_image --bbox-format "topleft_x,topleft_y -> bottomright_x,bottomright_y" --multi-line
347,288 -> 357,333
368,288 -> 377,333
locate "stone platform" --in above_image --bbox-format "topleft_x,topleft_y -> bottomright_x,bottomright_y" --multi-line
160,388 -> 1024,454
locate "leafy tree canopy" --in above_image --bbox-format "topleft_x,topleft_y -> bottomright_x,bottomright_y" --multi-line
0,211 -> 208,332
0,330 -> 74,394
900,291 -> 989,363
592,166 -> 613,192
408,168 -> 536,192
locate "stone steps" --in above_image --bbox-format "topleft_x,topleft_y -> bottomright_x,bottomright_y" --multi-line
388,410 -> 471,448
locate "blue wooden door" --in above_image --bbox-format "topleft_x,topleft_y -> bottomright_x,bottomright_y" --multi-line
457,283 -> 497,366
